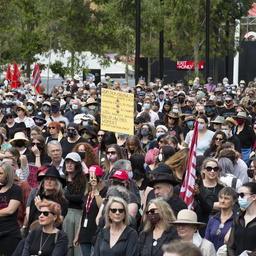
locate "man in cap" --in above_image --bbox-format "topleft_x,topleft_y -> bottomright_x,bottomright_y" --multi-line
46,99 -> 69,127
219,95 -> 236,118
60,122 -> 88,158
146,169 -> 187,217
64,98 -> 83,123
204,76 -> 216,93
177,91 -> 192,114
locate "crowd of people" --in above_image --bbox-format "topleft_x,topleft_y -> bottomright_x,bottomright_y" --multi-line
0,75 -> 256,256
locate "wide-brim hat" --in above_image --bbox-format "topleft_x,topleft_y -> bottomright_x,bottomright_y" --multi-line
15,122 -> 30,132
5,92 -> 14,97
172,209 -> 206,229
211,116 -> 225,124
9,132 -> 29,146
13,105 -> 29,116
74,74 -> 80,81
225,117 -> 237,127
79,125 -> 96,136
183,114 -> 196,123
37,166 -> 66,187
233,112 -> 250,122
205,100 -> 215,108
25,99 -> 36,108
166,111 -> 180,119
33,112 -> 46,124
148,164 -> 174,175
147,173 -> 179,187
85,97 -> 99,106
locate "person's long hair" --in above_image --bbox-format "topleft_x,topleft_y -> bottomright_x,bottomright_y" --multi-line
72,142 -> 99,167
6,147 -> 21,169
30,134 -> 47,155
130,153 -> 146,181
126,135 -> 145,155
209,131 -> 227,152
63,161 -> 86,194
103,144 -> 123,174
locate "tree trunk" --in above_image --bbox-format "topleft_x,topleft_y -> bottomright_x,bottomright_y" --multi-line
194,37 -> 200,77
26,54 -> 31,78
147,57 -> 151,85
125,35 -> 129,82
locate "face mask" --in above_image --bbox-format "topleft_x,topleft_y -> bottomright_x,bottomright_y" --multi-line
27,105 -> 33,111
35,121 -> 44,127
238,196 -> 252,210
0,86 -> 4,90
128,171 -> 133,179
210,80 -> 213,84
144,103 -> 150,110
156,132 -> 165,138
223,81 -> 227,85
143,163 -> 147,170
226,102 -> 232,106
42,105 -> 50,112
31,96 -> 36,100
193,83 -> 197,87
24,90 -> 28,94
216,101 -> 222,106
172,109 -> 179,113
37,97 -> 43,103
88,105 -> 96,110
15,140 -> 25,148
6,100 -> 12,104
107,154 -> 117,162
64,84 -> 67,88
82,133 -> 92,139
152,106 -> 158,112
141,130 -> 149,136
72,105 -> 78,110
0,177 -> 8,190
137,88 -> 141,92
59,90 -> 63,94
158,153 -> 163,162
68,130 -> 77,138
118,133 -> 125,137
222,130 -> 229,137
83,121 -> 88,127
226,89 -> 231,93
187,121 -> 194,127
198,124 -> 205,130
232,87 -> 236,91
51,107 -> 59,114
81,107 -> 87,113
14,97 -> 17,101
147,212 -> 161,224
78,152 -> 85,159
205,107 -> 212,113
240,84 -> 244,88
178,97 -> 185,104
237,119 -> 244,125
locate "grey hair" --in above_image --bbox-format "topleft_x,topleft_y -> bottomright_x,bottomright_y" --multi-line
47,140 -> 62,152
0,161 -> 14,188
112,160 -> 131,173
218,157 -> 234,177
106,185 -> 131,203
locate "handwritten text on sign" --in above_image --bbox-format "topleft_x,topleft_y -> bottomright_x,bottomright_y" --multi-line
101,89 -> 134,135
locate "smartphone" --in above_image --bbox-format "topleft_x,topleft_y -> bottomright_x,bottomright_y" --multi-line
90,170 -> 96,181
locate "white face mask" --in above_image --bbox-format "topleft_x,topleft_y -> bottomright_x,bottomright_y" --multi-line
158,153 -> 163,162
222,129 -> 229,137
198,124 -> 205,130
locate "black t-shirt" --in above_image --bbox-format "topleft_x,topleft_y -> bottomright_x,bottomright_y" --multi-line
220,107 -> 236,118
167,125 -> 183,144
7,122 -> 19,140
4,103 -> 16,113
0,184 -> 22,239
181,105 -> 192,113
60,137 -> 88,158
27,153 -> 51,166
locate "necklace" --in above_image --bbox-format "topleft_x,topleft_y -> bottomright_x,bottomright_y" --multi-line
38,230 -> 53,255
153,229 -> 160,246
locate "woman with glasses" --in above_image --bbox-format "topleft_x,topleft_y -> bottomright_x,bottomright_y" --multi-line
138,199 -> 179,256
94,196 -> 138,256
46,121 -> 64,143
228,182 -> 256,255
5,111 -> 17,140
13,105 -> 35,128
0,161 -> 22,256
204,131 -> 227,158
205,187 -> 237,252
27,135 -> 51,167
22,200 -> 68,256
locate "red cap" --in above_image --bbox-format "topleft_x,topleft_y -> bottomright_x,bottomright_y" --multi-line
109,170 -> 129,181
88,165 -> 103,176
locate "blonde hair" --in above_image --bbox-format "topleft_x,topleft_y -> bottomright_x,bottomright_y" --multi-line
105,197 -> 129,226
144,199 -> 176,232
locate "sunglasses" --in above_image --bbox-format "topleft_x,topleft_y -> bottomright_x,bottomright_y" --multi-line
146,208 -> 157,215
238,192 -> 253,198
225,100 -> 231,103
107,151 -> 116,155
109,208 -> 125,214
38,211 -> 55,217
97,134 -> 104,137
67,129 -> 76,132
216,223 -> 224,236
6,116 -> 13,119
32,143 -> 41,147
205,166 -> 219,172
49,127 -> 56,129
215,138 -> 223,141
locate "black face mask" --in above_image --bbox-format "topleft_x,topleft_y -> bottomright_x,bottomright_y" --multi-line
16,140 -> 25,148
216,101 -> 222,106
68,130 -> 77,138
78,152 -> 85,159
178,97 -> 185,104
0,177 -> 7,190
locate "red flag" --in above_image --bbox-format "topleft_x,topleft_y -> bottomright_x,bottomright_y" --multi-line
33,62 -> 41,94
179,120 -> 198,210
6,64 -> 12,81
11,61 -> 21,88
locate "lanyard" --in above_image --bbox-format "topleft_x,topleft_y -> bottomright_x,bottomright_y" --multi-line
85,191 -> 95,216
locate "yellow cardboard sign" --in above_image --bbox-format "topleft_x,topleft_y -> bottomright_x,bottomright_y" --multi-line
101,88 -> 134,135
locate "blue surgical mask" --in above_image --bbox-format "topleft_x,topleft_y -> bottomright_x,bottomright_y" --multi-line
193,83 -> 197,87
31,96 -> 36,100
173,109 -> 179,113
141,130 -> 149,136
118,133 -> 125,137
240,84 -> 244,88
156,132 -> 165,138
222,130 -> 229,137
143,163 -> 147,170
205,107 -> 212,113
42,106 -> 50,112
128,171 -> 133,179
27,105 -> 33,111
226,89 -> 231,93
6,100 -> 12,104
223,81 -> 227,85
81,107 -> 87,113
144,103 -> 150,110
137,88 -> 141,92
0,86 -> 4,90
187,121 -> 194,127
232,87 -> 236,90
238,196 -> 252,210
83,121 -> 88,127
14,97 -> 17,101
198,124 -> 205,130
72,105 -> 78,110
159,84 -> 162,88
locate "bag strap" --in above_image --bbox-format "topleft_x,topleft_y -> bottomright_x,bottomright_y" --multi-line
231,177 -> 237,189
55,231 -> 59,244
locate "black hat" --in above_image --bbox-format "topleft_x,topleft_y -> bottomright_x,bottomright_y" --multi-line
33,112 -> 46,124
68,122 -> 79,132
147,173 -> 179,187
37,166 -> 66,187
148,163 -> 174,175
134,116 -> 145,124
18,95 -> 26,102
50,99 -> 60,107
154,119 -> 166,127
15,122 -> 30,132
79,125 -> 96,136
65,94 -> 74,100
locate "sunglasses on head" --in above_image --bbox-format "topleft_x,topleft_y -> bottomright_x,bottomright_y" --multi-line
109,208 -> 125,214
146,208 -> 157,215
49,126 -> 56,129
205,166 -> 219,172
38,211 -> 55,217
238,192 -> 253,198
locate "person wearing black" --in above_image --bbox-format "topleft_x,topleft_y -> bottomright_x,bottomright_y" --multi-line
60,122 -> 88,158
215,96 -> 225,115
5,110 -> 18,140
220,95 -> 236,118
205,100 -> 217,121
177,91 -> 192,113
32,112 -> 48,139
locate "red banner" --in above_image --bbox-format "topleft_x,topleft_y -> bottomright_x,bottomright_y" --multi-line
177,61 -> 204,70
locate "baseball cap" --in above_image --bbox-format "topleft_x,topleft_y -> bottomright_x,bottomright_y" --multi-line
88,165 -> 103,176
177,91 -> 186,97
65,152 -> 81,162
109,170 -> 129,181
50,99 -> 60,106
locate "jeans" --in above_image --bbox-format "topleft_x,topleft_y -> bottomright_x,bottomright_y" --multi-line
80,243 -> 94,256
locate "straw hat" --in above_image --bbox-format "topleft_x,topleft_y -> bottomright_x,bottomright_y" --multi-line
9,132 -> 29,146
166,111 -> 180,119
85,97 -> 99,106
225,117 -> 237,127
172,209 -> 206,229
13,105 -> 29,116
